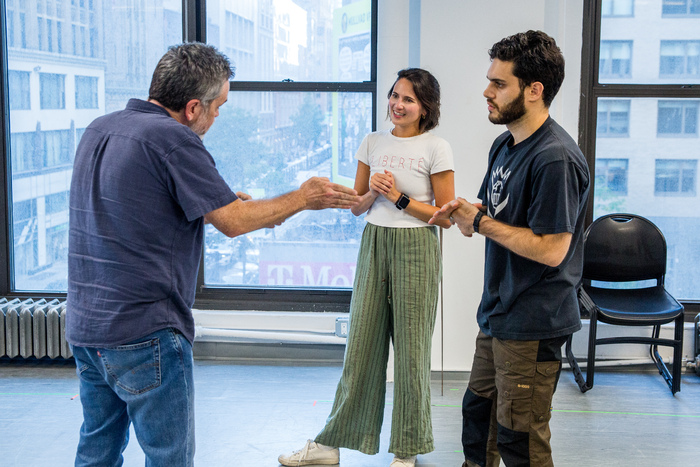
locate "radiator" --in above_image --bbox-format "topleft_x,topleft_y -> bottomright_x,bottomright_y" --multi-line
0,297 -> 72,359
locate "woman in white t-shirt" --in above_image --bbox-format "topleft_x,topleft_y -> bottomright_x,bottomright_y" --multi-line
279,68 -> 455,467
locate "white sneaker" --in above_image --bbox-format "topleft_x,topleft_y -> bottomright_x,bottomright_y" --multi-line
278,439 -> 340,466
390,455 -> 417,467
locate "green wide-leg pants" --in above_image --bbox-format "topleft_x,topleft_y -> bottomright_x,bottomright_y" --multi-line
315,223 -> 441,457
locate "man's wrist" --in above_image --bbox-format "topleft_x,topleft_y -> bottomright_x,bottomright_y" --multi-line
473,210 -> 485,233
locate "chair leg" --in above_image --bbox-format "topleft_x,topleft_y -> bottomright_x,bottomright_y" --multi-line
585,310 -> 598,391
672,314 -> 683,395
566,334 -> 590,393
650,322 -> 683,395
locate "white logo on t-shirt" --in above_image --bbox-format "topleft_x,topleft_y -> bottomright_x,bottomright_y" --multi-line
488,165 -> 511,217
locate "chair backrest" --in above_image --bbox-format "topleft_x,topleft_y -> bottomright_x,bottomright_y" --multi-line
582,213 -> 667,283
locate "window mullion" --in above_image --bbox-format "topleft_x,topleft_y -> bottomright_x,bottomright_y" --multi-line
592,83 -> 700,98
183,0 -> 206,43
229,81 -> 376,93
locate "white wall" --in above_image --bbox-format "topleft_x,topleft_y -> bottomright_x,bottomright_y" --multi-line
376,0 -> 584,371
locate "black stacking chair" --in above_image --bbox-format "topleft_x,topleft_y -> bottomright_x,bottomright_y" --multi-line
566,213 -> 684,395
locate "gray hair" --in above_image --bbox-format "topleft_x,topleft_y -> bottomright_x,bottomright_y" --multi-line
148,42 -> 235,111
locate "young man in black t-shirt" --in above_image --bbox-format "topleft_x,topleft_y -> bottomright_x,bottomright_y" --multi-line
430,30 -> 590,467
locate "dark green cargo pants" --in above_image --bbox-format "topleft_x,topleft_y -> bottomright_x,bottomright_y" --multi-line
462,331 -> 567,467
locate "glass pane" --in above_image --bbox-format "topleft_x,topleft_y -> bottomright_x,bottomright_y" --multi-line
8,70 -> 31,110
75,76 -> 99,109
5,1 -> 182,292
658,100 -> 699,135
39,73 -> 66,109
596,158 -> 629,194
597,99 -> 630,136
600,2 -> 700,84
594,98 -> 700,300
203,91 -> 372,288
206,0 -> 372,82
602,0 -> 634,16
662,0 -> 700,15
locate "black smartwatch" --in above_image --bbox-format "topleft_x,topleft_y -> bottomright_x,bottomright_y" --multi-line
395,193 -> 410,210
473,210 -> 485,233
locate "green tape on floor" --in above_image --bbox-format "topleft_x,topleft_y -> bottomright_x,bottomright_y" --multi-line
431,404 -> 700,418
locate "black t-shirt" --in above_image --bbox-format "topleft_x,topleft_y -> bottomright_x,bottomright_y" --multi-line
476,117 -> 590,340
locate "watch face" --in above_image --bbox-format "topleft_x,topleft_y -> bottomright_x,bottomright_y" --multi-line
397,194 -> 410,209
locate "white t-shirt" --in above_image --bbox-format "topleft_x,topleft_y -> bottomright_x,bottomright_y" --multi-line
355,129 -> 454,228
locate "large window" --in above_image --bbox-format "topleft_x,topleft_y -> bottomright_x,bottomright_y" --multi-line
4,1 -> 175,291
203,91 -> 371,288
1,0 -> 376,307
199,0 -> 375,298
582,1 -> 700,302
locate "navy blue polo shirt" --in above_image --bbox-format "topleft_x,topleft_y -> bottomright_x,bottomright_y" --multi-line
66,99 -> 237,346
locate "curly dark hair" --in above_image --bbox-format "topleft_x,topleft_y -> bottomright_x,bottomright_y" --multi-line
387,68 -> 441,133
488,30 -> 565,107
149,42 -> 235,112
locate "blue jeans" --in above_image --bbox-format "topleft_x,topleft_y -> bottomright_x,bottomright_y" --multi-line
72,328 -> 195,467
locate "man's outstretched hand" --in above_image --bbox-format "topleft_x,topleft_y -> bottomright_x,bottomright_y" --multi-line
300,177 -> 361,210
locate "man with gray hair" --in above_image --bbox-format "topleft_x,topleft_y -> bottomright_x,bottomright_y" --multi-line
67,42 -> 359,466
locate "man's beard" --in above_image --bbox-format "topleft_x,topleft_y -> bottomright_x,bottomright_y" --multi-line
488,88 -> 526,125
189,118 -> 208,140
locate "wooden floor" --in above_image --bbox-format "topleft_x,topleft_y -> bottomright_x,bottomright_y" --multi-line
1,358 -> 699,466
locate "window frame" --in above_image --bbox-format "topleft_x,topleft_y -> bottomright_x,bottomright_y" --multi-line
580,0 -> 700,315
1,1 -> 13,294
0,0 -> 377,311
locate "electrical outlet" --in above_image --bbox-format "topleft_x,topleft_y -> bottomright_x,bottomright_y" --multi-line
335,316 -> 349,337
